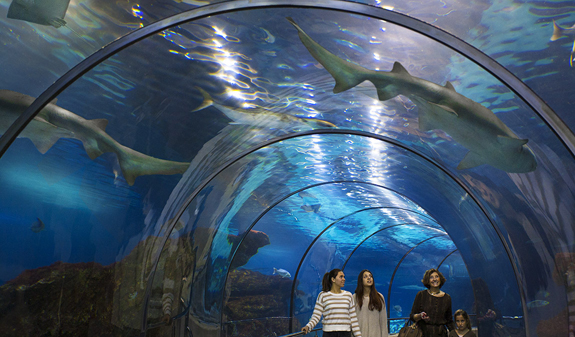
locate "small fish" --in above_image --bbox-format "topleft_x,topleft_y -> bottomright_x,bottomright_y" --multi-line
273,267 -> 291,278
526,300 -> 549,309
30,217 -> 45,233
398,285 -> 426,291
301,204 -> 321,213
550,20 -> 575,67
393,305 -> 402,315
260,27 -> 276,43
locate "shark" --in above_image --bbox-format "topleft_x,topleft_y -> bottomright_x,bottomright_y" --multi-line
287,17 -> 537,173
193,86 -> 336,131
0,89 -> 190,185
550,20 -> 575,67
7,0 -> 71,28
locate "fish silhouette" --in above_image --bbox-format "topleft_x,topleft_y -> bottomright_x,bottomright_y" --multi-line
7,0 -> 70,28
287,17 -> 537,173
193,86 -> 336,131
550,20 -> 575,67
273,267 -> 291,278
30,217 -> 45,233
0,90 -> 190,185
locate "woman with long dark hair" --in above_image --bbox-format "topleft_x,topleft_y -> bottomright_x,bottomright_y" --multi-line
354,270 -> 388,337
302,269 -> 362,337
410,268 -> 455,337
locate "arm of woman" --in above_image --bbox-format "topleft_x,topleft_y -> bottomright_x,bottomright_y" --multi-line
410,291 -> 424,322
379,293 -> 388,337
303,292 -> 325,332
349,293 -> 362,337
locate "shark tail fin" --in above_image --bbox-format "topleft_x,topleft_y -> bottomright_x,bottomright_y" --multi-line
286,17 -> 371,94
192,87 -> 214,112
116,145 -> 190,186
551,20 -> 564,41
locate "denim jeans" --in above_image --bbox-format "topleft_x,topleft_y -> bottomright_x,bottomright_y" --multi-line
323,331 -> 352,337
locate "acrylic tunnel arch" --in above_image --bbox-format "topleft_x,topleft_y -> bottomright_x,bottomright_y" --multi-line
1,0 -> 573,160
219,184 -> 442,334
1,1 -> 573,337
148,129 -> 527,336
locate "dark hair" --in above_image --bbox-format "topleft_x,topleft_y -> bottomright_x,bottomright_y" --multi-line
454,309 -> 471,329
322,269 -> 343,292
422,268 -> 446,289
355,270 -> 383,311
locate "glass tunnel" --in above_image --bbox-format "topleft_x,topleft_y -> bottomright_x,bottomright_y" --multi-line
1,0 -> 575,336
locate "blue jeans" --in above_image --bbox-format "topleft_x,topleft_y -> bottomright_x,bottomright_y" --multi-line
323,331 -> 351,337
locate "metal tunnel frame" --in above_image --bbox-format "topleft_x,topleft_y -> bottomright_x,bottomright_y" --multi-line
163,128 -> 515,336
220,182 -> 440,334
2,1 -> 573,335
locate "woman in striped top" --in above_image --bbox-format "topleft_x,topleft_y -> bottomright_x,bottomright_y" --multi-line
301,269 -> 362,337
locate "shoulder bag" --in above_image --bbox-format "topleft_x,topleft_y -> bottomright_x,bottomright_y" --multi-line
398,320 -> 422,337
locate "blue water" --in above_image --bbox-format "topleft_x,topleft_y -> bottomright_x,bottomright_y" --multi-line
1,1 -> 575,336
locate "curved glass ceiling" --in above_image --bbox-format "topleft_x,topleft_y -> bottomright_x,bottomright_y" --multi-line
1,2 -> 575,337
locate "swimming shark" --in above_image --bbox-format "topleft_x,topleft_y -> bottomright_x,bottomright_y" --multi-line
287,18 -> 537,173
0,89 -> 190,185
7,0 -> 70,28
193,86 -> 336,131
550,20 -> 575,67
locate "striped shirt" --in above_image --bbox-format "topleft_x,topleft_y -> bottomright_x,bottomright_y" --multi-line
305,291 -> 362,336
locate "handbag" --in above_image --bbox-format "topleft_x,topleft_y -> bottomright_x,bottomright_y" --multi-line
398,320 -> 422,337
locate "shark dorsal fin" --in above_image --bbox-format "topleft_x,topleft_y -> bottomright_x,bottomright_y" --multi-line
50,98 -> 58,105
428,101 -> 459,117
391,62 -> 410,76
444,81 -> 456,92
457,151 -> 485,170
88,118 -> 109,132
497,135 -> 528,148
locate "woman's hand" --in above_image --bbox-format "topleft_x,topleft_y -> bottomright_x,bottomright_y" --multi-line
420,312 -> 429,321
301,326 -> 310,334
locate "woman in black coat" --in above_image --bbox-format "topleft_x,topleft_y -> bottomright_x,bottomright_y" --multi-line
410,269 -> 455,337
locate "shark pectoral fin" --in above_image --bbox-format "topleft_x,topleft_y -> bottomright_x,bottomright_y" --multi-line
497,135 -> 528,148
376,86 -> 398,101
26,117 -> 65,154
457,151 -> 485,170
192,86 -> 214,112
444,81 -> 456,92
29,135 -> 59,154
428,102 -> 459,117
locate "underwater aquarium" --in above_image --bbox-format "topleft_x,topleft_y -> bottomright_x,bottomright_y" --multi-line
1,0 -> 575,336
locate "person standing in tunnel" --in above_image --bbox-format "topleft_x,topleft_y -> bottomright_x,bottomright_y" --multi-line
410,268 -> 455,337
301,269 -> 362,337
448,309 -> 476,337
354,270 -> 388,337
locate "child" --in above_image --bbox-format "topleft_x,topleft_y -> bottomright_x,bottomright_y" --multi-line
448,309 -> 476,337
